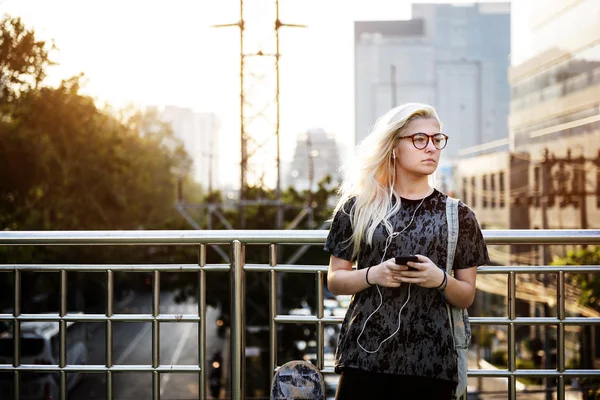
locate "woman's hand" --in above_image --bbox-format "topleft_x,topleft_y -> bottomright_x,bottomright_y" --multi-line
369,258 -> 406,288
396,254 -> 445,289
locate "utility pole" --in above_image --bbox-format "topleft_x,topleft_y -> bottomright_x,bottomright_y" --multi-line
540,148 -> 552,265
214,0 -> 305,230
211,6 -> 307,397
540,148 -> 552,400
537,147 -> 596,232
578,153 -> 588,230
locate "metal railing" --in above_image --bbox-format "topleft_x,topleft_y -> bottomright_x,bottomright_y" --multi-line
0,229 -> 599,400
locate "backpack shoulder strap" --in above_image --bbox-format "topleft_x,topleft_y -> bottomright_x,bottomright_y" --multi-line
445,196 -> 459,273
445,196 -> 470,400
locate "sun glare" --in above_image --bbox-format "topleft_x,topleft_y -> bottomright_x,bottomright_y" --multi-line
0,0 -> 423,182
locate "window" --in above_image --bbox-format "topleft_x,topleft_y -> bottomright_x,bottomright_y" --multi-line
462,177 -> 467,203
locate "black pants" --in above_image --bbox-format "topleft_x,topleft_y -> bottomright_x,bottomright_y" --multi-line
335,367 -> 456,400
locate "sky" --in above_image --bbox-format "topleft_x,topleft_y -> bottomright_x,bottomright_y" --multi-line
0,0 -> 524,188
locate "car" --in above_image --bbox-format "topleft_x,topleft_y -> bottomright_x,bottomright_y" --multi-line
0,318 -> 88,400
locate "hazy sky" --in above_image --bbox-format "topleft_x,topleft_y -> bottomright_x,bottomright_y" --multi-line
1,0 -> 522,186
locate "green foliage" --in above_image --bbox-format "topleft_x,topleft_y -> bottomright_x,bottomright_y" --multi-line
550,246 -> 600,313
479,328 -> 495,348
0,14 -> 55,104
0,15 -> 194,311
0,78 -> 191,231
550,247 -> 600,398
0,16 -> 192,232
490,349 -> 507,367
515,358 -> 542,385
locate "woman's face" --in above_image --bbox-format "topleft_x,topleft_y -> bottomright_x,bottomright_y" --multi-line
393,118 -> 443,177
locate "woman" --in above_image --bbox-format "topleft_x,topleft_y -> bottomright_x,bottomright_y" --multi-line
324,103 -> 489,399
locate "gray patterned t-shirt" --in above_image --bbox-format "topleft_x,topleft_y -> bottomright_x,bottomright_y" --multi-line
324,190 -> 490,383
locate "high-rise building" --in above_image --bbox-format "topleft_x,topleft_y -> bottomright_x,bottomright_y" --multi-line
153,106 -> 220,192
285,128 -> 342,191
454,0 -> 600,256
354,3 -> 511,162
451,1 -> 599,382
507,0 -> 600,231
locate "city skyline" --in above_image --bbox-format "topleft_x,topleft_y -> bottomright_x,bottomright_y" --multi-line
0,0 -> 529,188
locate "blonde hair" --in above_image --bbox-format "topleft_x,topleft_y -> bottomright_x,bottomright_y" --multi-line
333,103 -> 442,259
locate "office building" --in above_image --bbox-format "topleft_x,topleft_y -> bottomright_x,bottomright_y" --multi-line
153,106 -> 220,192
354,2 -> 511,165
285,128 -> 342,191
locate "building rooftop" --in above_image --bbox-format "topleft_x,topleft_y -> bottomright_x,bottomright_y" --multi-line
354,20 -> 424,42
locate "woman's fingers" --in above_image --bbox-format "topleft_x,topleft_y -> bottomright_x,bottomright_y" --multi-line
414,254 -> 431,263
373,262 -> 405,287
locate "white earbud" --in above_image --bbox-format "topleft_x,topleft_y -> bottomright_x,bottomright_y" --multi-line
392,150 -> 396,159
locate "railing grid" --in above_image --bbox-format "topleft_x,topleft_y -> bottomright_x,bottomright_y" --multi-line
0,229 -> 599,400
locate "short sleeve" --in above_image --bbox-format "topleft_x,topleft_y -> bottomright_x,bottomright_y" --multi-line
453,203 -> 490,270
324,198 -> 357,262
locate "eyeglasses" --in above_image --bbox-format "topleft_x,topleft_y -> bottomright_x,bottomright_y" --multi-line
398,133 -> 448,150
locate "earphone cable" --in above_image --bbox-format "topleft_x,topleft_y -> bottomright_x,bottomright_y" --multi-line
356,194 -> 426,353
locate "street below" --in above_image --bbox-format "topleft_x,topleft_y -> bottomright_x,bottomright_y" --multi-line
68,291 -> 224,400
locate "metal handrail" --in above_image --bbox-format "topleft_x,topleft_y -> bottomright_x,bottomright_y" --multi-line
0,229 -> 599,400
1,229 -> 600,245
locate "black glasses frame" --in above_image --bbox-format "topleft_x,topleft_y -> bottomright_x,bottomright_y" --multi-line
398,133 -> 449,150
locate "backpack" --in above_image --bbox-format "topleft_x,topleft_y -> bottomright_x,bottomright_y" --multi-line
445,197 -> 471,399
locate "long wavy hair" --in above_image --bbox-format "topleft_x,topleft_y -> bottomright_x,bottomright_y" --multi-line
333,103 -> 442,259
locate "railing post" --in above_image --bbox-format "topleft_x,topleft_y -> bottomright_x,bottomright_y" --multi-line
316,271 -> 324,371
269,244 -> 278,377
106,270 -> 114,400
152,269 -> 161,400
557,271 -> 565,400
13,269 -> 21,400
59,270 -> 67,400
199,245 -> 207,400
231,240 -> 245,400
508,271 -> 516,400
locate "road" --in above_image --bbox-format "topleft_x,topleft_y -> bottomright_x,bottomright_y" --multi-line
69,291 -> 224,400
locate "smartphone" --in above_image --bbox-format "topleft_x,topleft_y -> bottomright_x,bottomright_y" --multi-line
395,256 -> 419,270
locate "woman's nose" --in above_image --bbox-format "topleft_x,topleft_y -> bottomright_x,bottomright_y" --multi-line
425,137 -> 437,151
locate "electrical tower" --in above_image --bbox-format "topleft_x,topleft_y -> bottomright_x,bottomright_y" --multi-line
176,0 -> 318,264
215,0 -> 305,229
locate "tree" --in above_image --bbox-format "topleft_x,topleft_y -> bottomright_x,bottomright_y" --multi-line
1,77 -> 191,231
0,15 -> 55,105
0,15 -> 195,313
